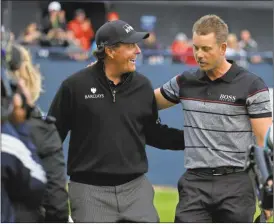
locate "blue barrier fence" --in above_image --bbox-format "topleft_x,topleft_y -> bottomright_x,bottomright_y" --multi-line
34,52 -> 273,187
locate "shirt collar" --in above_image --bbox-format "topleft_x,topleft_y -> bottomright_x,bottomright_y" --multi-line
93,61 -> 133,86
107,73 -> 130,87
198,60 -> 240,83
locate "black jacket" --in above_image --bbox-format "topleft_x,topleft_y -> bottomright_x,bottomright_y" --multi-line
15,108 -> 68,223
48,62 -> 184,182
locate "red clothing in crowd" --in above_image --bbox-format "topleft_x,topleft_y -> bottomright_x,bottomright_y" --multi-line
67,19 -> 94,50
171,41 -> 197,65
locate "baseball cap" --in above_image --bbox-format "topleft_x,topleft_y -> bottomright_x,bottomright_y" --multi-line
48,1 -> 61,12
95,20 -> 149,48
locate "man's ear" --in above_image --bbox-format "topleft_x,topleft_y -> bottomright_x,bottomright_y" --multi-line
220,42 -> 227,56
105,47 -> 114,59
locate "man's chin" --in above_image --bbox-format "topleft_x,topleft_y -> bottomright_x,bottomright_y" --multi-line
128,66 -> 136,72
199,67 -> 209,72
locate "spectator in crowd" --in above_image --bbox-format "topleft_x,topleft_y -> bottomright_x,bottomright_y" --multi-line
45,28 -> 68,47
226,33 -> 248,68
171,33 -> 197,65
239,29 -> 258,52
139,32 -> 163,65
39,1 -> 68,47
41,1 -> 67,34
17,23 -> 42,45
6,44 -> 69,222
67,9 -> 94,51
171,32 -> 189,63
79,19 -> 94,51
107,11 -> 120,21
1,69 -> 47,222
239,29 -> 262,64
65,30 -> 82,52
65,30 -> 90,61
140,32 -> 161,50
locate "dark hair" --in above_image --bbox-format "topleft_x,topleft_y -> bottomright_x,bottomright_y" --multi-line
93,46 -> 105,62
93,43 -> 122,62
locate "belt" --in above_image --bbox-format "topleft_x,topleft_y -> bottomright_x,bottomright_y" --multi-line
189,166 -> 245,176
70,172 -> 143,186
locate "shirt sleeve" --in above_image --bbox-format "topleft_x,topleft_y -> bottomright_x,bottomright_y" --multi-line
160,74 -> 181,104
48,81 -> 73,142
246,77 -> 272,118
144,81 -> 185,150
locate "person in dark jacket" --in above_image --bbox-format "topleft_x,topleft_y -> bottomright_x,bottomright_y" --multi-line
14,107 -> 69,223
1,72 -> 47,223
48,20 -> 185,223
6,44 -> 68,222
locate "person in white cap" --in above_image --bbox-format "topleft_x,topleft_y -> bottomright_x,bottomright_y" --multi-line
41,1 -> 66,34
48,1 -> 61,12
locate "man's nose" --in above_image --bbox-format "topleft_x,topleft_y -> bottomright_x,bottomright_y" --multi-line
196,51 -> 204,61
135,44 -> 141,54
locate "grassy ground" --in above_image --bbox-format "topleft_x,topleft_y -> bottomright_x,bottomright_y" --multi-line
153,186 -> 273,223
153,186 -> 178,222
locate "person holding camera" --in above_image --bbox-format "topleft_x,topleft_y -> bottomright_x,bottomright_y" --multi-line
1,71 -> 47,222
6,44 -> 69,222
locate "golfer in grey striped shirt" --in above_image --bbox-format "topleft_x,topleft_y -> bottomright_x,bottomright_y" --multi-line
154,14 -> 272,223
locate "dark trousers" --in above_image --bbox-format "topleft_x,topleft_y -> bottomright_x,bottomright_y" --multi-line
175,169 -> 256,223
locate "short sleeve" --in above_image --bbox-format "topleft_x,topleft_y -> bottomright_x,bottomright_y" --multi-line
246,77 -> 272,118
160,75 -> 181,104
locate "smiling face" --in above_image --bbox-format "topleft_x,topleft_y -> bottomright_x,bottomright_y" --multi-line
192,32 -> 227,72
105,43 -> 141,73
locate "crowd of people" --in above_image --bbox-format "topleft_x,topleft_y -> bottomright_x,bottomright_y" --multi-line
9,1 -> 265,66
141,28 -> 262,68
16,1 -> 96,61
1,4 -> 273,224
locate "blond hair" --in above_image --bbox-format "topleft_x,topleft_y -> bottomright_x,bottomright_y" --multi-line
192,14 -> 229,44
8,45 -> 43,104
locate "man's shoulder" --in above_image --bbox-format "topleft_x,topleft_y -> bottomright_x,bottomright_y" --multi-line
174,68 -> 201,83
63,65 -> 98,87
181,68 -> 200,78
236,66 -> 261,83
134,71 -> 151,83
131,70 -> 155,86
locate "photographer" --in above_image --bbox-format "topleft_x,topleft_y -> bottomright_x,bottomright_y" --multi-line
1,72 -> 47,222
6,44 -> 69,222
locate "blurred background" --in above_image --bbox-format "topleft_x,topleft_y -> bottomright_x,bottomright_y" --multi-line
2,0 -> 273,187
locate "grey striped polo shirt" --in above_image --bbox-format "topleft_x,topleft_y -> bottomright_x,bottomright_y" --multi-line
160,61 -> 272,169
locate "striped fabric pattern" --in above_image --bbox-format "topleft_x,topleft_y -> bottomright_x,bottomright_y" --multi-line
161,63 -> 272,168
